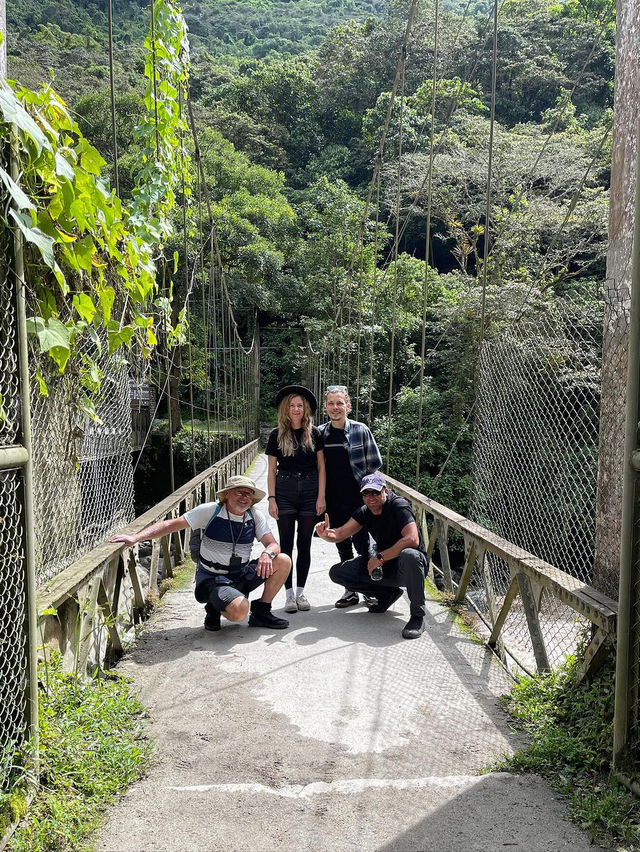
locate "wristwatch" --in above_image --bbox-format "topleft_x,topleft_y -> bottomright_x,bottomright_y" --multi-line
376,552 -> 385,564
264,550 -> 276,559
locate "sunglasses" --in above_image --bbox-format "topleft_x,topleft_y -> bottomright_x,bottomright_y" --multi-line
361,489 -> 383,497
327,385 -> 348,392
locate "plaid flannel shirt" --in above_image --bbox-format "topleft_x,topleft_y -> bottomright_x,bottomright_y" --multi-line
318,418 -> 382,484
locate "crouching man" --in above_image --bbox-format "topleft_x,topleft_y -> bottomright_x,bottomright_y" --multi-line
110,475 -> 291,632
315,473 -> 427,639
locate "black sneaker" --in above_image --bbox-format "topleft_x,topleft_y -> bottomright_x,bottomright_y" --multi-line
248,601 -> 289,630
335,590 -> 359,608
402,616 -> 425,639
204,610 -> 221,632
368,588 -> 403,613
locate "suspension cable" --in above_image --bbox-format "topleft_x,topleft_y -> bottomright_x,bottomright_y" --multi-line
479,0 -> 499,342
385,52 -> 407,469
106,0 -> 119,196
416,0 -> 440,486
368,166 -> 382,423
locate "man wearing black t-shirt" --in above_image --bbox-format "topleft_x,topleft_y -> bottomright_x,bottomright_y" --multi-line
318,386 -> 382,609
315,473 -> 427,639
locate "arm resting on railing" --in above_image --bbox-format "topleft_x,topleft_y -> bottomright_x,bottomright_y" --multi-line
110,516 -> 189,549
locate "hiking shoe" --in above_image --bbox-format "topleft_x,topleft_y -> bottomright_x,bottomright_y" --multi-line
284,597 -> 298,613
335,590 -> 359,608
249,600 -> 289,630
296,594 -> 311,611
368,588 -> 403,613
402,616 -> 425,639
204,610 -> 221,632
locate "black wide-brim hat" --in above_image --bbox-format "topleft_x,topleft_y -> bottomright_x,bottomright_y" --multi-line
275,385 -> 317,415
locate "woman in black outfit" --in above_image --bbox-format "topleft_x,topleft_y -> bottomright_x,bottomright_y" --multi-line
266,385 -> 325,612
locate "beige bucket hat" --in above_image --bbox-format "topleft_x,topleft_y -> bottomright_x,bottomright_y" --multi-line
216,474 -> 266,505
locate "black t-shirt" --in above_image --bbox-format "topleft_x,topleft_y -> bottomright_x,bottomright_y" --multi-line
352,491 -> 425,554
266,426 -> 323,473
323,425 -> 360,504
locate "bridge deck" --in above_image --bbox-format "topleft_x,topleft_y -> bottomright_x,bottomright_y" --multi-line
94,455 -> 604,852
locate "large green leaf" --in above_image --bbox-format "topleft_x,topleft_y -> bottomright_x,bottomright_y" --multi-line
36,317 -> 71,353
55,152 -> 76,182
9,209 -> 56,268
80,144 -> 106,176
99,287 -> 116,322
0,166 -> 35,211
74,235 -> 96,273
0,86 -> 50,153
73,293 -> 97,323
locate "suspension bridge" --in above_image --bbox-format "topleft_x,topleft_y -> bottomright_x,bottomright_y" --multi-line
1,0 -> 639,847
89,455 -> 606,852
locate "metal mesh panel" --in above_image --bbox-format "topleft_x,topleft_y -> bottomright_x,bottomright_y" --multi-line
0,470 -> 27,784
0,230 -> 28,789
31,339 -> 135,586
470,299 -> 603,666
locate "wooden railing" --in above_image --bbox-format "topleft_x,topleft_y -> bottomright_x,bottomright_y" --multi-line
385,474 -> 617,678
37,440 -> 259,674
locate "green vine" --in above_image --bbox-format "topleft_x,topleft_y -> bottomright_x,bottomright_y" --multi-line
0,0 -> 191,414
130,0 -> 192,246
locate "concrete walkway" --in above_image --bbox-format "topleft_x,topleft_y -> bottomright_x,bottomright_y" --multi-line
95,456 -> 607,852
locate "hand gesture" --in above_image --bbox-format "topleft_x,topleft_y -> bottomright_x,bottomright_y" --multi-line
315,514 -> 336,541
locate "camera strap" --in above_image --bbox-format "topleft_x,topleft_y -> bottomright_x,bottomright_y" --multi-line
228,512 -> 247,557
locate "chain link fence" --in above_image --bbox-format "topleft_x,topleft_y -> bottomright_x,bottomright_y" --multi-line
30,332 -> 135,587
0,228 -> 28,791
469,297 -> 605,670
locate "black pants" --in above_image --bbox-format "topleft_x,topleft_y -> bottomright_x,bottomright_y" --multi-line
326,500 -> 369,562
329,549 -> 428,617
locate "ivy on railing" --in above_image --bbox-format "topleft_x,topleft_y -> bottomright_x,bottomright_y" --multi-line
0,0 -> 191,417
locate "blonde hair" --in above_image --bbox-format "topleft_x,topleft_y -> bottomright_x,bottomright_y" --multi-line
277,394 -> 314,456
325,387 -> 351,407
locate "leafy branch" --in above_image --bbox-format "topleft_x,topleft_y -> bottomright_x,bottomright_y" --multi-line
0,0 -> 191,415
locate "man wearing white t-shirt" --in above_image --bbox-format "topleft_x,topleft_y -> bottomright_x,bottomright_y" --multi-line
111,475 -> 291,632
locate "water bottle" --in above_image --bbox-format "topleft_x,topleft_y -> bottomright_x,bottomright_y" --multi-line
371,565 -> 383,581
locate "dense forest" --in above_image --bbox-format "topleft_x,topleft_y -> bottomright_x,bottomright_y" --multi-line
4,0 -> 616,515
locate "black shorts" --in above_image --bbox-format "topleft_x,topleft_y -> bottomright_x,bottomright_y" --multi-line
276,471 -> 318,516
194,561 -> 265,611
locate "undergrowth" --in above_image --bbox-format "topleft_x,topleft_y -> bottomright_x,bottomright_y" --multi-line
6,653 -> 151,852
497,652 -> 640,850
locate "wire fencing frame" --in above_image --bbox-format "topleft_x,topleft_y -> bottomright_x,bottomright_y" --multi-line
30,327 -> 136,588
469,297 -> 605,669
0,224 -> 29,794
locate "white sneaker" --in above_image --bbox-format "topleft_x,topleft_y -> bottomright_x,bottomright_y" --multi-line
296,593 -> 311,611
284,597 -> 297,613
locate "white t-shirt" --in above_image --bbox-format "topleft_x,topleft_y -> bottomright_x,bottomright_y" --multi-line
184,501 -> 270,568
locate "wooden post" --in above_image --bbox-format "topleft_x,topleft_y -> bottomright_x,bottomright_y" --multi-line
517,571 -> 550,672
149,539 -> 160,594
488,575 -> 519,647
455,539 -> 478,603
161,534 -> 173,579
435,519 -> 453,591
595,0 -> 640,594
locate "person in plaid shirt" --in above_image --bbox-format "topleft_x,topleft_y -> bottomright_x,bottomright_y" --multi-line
317,385 -> 382,608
